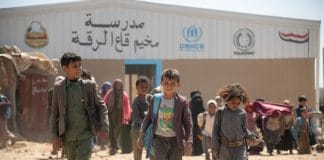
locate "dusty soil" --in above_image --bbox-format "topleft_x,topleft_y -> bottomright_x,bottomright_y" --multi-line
0,141 -> 324,160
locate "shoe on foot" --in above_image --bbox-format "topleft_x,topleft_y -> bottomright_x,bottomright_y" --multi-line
11,138 -> 16,145
109,148 -> 117,155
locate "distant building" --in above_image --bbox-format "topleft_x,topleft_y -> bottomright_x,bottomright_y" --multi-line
0,0 -> 321,106
320,48 -> 324,106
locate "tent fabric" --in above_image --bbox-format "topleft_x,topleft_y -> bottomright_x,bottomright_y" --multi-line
252,101 -> 292,116
0,45 -> 58,76
0,45 -> 58,141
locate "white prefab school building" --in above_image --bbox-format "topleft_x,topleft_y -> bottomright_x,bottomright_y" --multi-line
0,0 -> 321,107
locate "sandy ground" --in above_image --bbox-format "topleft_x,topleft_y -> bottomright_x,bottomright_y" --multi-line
1,141 -> 324,160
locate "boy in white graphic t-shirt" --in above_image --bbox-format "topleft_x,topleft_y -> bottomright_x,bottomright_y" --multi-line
138,68 -> 193,160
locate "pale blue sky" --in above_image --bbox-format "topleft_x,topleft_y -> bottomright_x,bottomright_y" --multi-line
1,0 -> 323,86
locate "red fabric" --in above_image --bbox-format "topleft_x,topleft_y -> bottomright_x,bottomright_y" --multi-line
103,91 -> 132,125
252,101 -> 292,116
279,32 -> 309,39
122,91 -> 131,125
103,91 -> 108,105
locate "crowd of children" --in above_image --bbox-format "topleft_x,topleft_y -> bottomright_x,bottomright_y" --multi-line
0,52 -> 318,160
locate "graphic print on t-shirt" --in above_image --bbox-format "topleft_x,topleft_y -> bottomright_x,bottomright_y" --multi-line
160,106 -> 174,128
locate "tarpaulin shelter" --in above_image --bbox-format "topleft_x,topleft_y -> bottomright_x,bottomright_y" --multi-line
0,45 -> 58,141
252,101 -> 293,116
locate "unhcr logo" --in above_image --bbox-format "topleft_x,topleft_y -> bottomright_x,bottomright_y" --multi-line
183,25 -> 202,42
180,25 -> 204,51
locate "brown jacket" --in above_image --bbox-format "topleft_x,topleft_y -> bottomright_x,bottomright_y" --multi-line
141,93 -> 193,150
50,79 -> 109,139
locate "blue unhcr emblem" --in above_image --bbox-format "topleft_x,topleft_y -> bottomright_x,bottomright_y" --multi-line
183,25 -> 203,42
180,25 -> 204,51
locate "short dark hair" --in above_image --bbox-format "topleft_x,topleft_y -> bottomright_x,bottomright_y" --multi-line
161,68 -> 180,83
60,52 -> 81,67
136,76 -> 150,86
298,95 -> 307,102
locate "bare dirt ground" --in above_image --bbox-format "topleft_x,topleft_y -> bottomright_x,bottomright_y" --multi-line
0,141 -> 324,160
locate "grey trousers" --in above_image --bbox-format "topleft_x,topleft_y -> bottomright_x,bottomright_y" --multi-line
131,127 -> 143,160
202,135 -> 217,160
219,144 -> 247,160
62,138 -> 93,160
108,112 -> 122,150
153,135 -> 182,160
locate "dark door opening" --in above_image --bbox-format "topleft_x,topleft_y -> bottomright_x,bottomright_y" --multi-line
125,64 -> 156,102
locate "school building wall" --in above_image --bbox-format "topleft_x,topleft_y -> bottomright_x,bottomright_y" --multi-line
81,58 -> 315,107
0,0 -> 320,108
164,58 -> 315,107
166,59 -> 315,107
82,59 -> 125,84
0,0 -> 320,60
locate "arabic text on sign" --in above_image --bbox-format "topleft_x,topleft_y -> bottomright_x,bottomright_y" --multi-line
71,13 -> 159,53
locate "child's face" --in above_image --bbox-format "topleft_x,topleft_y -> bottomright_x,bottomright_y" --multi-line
161,77 -> 179,97
245,105 -> 253,113
114,82 -> 122,90
299,100 -> 307,106
63,61 -> 82,80
301,110 -> 308,118
227,97 -> 241,111
216,99 -> 223,107
208,104 -> 216,114
137,82 -> 149,96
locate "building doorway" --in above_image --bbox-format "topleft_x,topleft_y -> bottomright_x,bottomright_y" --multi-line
124,60 -> 162,102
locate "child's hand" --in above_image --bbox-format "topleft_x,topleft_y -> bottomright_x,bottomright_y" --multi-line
247,137 -> 264,147
183,141 -> 192,156
212,150 -> 219,159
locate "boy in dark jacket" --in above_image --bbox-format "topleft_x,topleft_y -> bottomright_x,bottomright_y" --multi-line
138,68 -> 193,160
50,52 -> 109,160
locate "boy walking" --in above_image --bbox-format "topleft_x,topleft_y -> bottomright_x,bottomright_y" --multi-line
131,76 -> 151,160
51,52 -> 109,160
296,95 -> 308,118
138,68 -> 193,160
291,108 -> 311,154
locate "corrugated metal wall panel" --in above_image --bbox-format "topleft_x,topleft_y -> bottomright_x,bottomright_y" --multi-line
158,13 -> 164,58
260,24 -> 267,59
224,21 -> 232,58
215,20 -> 225,59
0,1 -> 320,60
